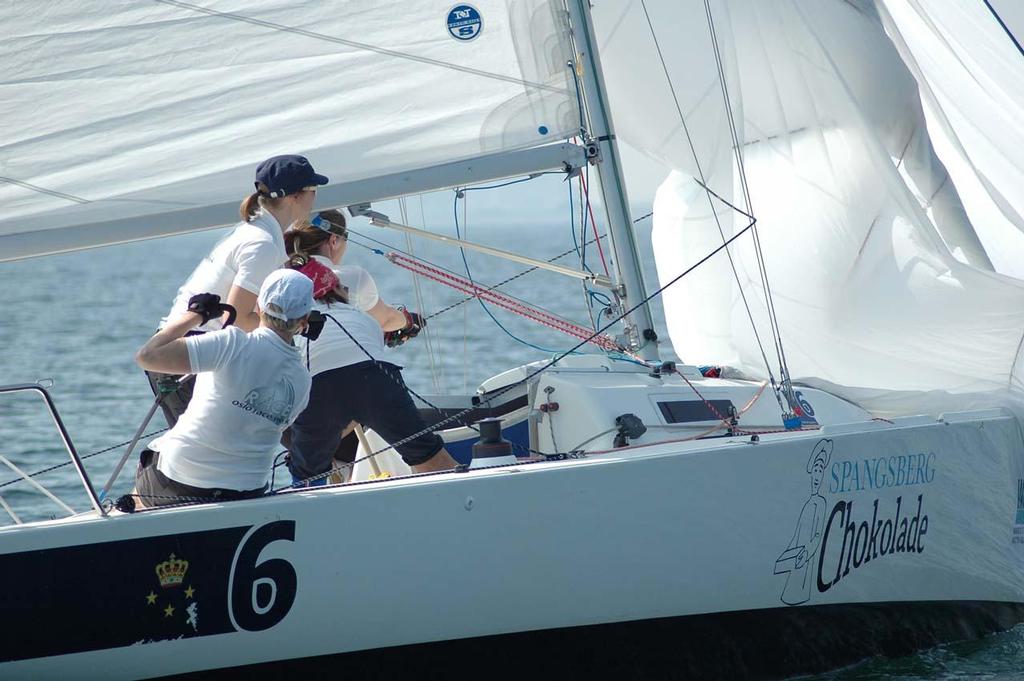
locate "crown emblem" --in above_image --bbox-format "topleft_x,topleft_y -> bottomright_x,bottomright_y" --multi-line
155,553 -> 189,588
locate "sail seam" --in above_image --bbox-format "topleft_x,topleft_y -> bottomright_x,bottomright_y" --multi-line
153,0 -> 570,95
0,177 -> 90,204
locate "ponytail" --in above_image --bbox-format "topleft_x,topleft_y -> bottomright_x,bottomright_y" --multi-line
239,182 -> 284,222
284,219 -> 331,258
286,251 -> 311,269
239,191 -> 261,221
283,230 -> 304,259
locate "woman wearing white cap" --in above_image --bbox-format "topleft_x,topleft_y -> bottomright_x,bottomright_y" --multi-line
147,154 -> 329,428
131,269 -> 314,508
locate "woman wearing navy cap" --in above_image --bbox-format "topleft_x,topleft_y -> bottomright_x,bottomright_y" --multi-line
146,154 -> 328,427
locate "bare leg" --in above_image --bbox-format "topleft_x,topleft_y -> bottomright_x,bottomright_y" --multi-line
128,487 -> 148,510
411,448 -> 459,474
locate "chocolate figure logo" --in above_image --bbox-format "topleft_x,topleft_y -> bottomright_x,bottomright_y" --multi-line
774,439 -> 832,605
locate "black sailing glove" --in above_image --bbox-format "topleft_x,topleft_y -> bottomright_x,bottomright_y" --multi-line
187,293 -> 225,325
384,309 -> 425,348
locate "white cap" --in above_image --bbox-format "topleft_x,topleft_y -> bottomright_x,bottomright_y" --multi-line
258,269 -> 314,321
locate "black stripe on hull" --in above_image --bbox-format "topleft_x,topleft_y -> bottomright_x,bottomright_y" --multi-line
169,600 -> 1024,681
1,520 -> 299,662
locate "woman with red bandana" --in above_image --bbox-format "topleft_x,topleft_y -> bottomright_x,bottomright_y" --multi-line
284,212 -> 457,485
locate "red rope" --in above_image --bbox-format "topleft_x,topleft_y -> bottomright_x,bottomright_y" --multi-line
578,172 -> 610,276
386,252 -> 624,353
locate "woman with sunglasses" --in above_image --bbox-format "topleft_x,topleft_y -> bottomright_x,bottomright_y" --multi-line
147,155 -> 328,427
284,209 -> 423,334
284,211 -> 456,482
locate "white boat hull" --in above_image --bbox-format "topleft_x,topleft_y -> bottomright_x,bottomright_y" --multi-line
4,408 -> 1024,679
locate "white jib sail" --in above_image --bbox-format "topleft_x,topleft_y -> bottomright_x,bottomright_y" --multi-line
0,1 -> 579,261
607,0 -> 1024,417
876,0 -> 1024,277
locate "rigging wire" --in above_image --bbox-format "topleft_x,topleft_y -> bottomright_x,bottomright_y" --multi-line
399,196 -> 443,394
386,252 -> 624,353
567,60 -> 614,330
569,172 -> 601,330
284,215 -> 762,491
379,232 -> 610,323
344,227 -> 602,330
15,211 -> 761,500
578,169 -> 611,276
638,0 -> 785,414
460,195 -> 470,393
0,427 -> 169,491
702,0 -> 796,408
452,187 -> 572,355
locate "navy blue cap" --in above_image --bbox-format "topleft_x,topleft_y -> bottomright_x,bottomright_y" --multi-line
254,155 -> 329,198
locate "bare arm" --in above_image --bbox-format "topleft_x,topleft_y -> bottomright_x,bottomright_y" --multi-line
226,285 -> 261,332
136,312 -> 203,374
367,300 -> 409,331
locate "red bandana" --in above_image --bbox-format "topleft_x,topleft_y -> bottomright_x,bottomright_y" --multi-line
296,258 -> 340,299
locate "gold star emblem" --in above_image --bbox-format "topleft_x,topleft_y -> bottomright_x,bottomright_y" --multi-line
146,591 -> 157,605
184,585 -> 195,599
164,603 -> 175,618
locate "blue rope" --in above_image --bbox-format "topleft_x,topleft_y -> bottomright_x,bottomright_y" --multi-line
458,175 -> 551,193
568,166 -> 616,329
608,353 -> 654,368
452,190 -> 572,355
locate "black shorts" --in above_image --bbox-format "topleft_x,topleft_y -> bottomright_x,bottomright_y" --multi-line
287,361 -> 444,479
135,450 -> 266,507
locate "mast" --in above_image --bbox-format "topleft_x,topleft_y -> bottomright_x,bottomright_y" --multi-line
565,0 -> 661,362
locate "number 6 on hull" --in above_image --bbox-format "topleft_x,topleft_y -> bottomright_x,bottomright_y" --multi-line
228,520 -> 297,632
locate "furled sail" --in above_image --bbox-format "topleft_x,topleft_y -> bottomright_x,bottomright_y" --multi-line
596,0 -> 1024,417
0,0 -> 579,261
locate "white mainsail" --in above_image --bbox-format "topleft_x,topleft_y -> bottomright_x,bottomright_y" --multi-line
596,0 -> 1024,417
1,0 -> 579,261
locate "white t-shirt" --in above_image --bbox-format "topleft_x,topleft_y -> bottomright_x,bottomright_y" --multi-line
161,212 -> 286,331
303,259 -> 389,377
151,326 -> 311,490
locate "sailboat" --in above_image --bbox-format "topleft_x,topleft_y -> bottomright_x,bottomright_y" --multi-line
3,1 -> 1024,679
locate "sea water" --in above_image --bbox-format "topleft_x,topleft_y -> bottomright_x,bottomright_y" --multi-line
1,221 -> 1022,679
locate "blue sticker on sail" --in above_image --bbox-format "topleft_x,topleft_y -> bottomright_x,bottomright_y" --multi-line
447,4 -> 482,41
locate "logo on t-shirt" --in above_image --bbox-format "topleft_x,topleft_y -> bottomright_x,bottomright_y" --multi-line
233,377 -> 296,426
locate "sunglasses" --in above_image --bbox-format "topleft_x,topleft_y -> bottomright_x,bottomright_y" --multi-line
310,214 -> 348,240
